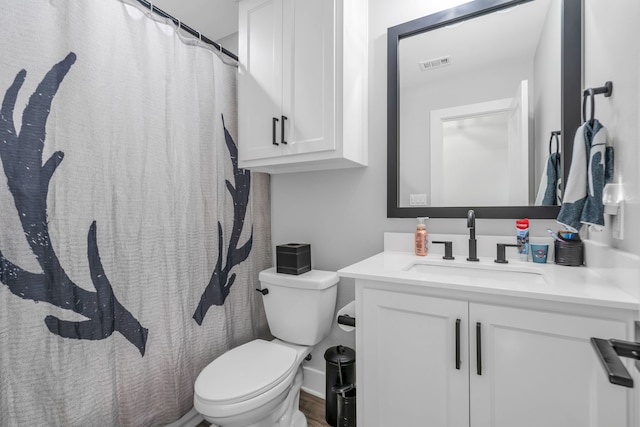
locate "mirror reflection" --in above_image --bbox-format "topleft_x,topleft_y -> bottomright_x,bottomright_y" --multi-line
398,0 -> 561,208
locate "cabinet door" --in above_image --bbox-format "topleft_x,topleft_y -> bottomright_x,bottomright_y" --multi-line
470,303 -> 628,427
280,0 -> 335,154
361,288 -> 469,427
238,0 -> 283,161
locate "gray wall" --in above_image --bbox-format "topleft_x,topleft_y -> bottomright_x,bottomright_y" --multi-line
151,0 -> 238,42
583,1 -> 640,255
582,10 -> 640,418
216,32 -> 238,57
151,0 -> 640,399
272,0 -> 640,380
271,0 -> 556,377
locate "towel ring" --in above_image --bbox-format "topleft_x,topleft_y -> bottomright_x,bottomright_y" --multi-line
582,88 -> 595,123
582,81 -> 613,123
549,131 -> 561,155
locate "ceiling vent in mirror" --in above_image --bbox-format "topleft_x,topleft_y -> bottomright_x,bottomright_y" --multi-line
418,55 -> 451,71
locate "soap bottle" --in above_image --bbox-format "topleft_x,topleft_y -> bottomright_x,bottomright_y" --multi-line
415,217 -> 429,256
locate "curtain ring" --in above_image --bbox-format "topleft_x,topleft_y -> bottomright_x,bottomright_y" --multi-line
147,1 -> 154,17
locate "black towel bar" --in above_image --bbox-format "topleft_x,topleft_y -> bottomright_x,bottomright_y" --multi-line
583,81 -> 613,97
591,336 -> 640,388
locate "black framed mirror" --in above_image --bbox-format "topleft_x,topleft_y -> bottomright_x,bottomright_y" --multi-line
387,0 -> 582,218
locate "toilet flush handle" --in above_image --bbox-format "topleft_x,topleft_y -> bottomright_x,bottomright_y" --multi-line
255,288 -> 269,296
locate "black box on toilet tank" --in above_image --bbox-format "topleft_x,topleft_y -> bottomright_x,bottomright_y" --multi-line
276,243 -> 311,275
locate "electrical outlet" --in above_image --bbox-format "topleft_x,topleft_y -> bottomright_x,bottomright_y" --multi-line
611,202 -> 625,240
410,193 -> 427,206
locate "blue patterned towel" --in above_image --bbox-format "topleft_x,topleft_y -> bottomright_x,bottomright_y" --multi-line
535,152 -> 562,205
557,119 -> 614,232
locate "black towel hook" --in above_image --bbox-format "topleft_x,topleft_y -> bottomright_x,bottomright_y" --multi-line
548,131 -> 561,155
582,81 -> 613,123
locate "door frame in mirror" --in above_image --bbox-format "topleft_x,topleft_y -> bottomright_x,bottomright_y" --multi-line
387,0 -> 582,219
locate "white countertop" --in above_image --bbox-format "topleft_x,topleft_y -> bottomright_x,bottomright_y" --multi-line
338,250 -> 639,311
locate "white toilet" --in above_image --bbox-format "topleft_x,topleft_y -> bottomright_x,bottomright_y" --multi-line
194,267 -> 338,427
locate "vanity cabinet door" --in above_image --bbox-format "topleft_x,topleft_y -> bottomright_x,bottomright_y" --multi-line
469,303 -> 628,427
360,288 -> 469,427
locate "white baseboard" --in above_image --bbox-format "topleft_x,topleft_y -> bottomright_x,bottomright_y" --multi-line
164,407 -> 204,427
302,365 -> 325,399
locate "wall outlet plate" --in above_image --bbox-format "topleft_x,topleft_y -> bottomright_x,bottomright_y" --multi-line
409,193 -> 427,206
611,201 -> 624,240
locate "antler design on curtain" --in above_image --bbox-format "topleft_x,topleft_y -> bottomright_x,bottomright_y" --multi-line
193,115 -> 253,325
0,53 -> 148,356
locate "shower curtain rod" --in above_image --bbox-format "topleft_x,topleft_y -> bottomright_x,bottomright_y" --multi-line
135,0 -> 239,62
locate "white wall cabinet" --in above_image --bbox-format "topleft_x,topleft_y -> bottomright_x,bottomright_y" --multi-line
358,286 -> 630,427
238,0 -> 367,174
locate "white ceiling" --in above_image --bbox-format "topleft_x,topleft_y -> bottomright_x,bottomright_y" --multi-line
151,0 -> 239,42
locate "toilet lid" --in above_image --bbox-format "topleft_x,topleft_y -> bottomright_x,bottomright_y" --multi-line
195,340 -> 298,405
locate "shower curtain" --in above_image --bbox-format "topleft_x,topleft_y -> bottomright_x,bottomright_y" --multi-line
0,0 -> 271,425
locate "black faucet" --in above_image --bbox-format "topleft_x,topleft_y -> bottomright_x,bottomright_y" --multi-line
494,243 -> 522,264
467,209 -> 479,261
432,241 -> 455,260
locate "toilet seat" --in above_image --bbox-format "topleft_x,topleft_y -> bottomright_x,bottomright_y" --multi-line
195,339 -> 298,405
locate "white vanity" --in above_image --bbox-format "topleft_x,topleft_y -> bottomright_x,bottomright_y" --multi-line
338,234 -> 639,427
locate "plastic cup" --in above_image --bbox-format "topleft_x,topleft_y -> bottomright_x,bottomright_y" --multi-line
531,244 -> 549,263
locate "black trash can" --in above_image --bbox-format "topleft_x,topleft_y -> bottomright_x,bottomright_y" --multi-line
333,384 -> 356,427
324,345 -> 356,427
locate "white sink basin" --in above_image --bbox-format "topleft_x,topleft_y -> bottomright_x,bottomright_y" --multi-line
405,261 -> 547,285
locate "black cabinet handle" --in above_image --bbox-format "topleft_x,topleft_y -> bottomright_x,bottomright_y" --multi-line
255,288 -> 269,296
272,117 -> 279,145
455,318 -> 461,370
281,115 -> 288,144
476,322 -> 482,375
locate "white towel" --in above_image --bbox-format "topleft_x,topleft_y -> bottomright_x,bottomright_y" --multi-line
557,119 -> 613,232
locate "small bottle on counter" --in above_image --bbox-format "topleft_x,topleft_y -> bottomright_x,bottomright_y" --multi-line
516,218 -> 529,260
415,217 -> 429,256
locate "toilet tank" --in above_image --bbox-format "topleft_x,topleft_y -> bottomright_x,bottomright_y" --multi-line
259,268 -> 338,346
